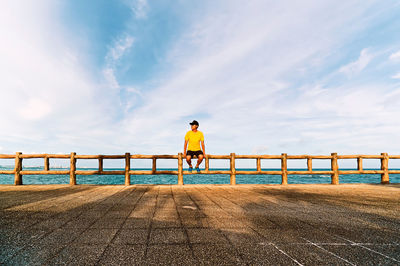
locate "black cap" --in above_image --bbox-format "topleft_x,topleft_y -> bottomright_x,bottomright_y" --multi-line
189,120 -> 199,126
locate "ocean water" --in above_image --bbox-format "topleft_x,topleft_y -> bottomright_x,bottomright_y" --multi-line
0,166 -> 399,185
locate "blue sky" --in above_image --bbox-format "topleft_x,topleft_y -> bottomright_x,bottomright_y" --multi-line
1,1 -> 400,167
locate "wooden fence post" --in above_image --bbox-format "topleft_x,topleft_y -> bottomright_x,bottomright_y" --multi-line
152,157 -> 156,174
14,152 -> 22,185
281,153 -> 288,185
357,157 -> 363,172
257,158 -> 261,172
125,152 -> 131,186
205,154 -> 209,172
99,156 -> 103,172
381,152 -> 389,184
307,157 -> 312,171
70,152 -> 76,185
178,153 -> 183,185
230,153 -> 236,185
331,153 -> 339,185
44,156 -> 50,171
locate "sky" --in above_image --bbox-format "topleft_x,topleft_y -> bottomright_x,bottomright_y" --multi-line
1,0 -> 400,168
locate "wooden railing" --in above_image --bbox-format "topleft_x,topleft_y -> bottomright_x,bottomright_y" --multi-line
0,152 -> 398,185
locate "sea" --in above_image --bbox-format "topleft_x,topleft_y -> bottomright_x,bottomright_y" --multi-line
0,166 -> 399,185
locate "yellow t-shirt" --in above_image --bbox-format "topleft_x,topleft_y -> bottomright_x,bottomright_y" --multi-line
185,130 -> 204,151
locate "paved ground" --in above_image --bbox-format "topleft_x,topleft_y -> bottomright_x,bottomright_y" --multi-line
0,184 -> 399,265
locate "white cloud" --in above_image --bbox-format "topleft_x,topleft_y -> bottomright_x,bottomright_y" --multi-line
117,1 -> 394,158
106,35 -> 134,63
130,0 -> 148,19
101,34 -> 141,118
339,48 -> 373,76
103,35 -> 135,90
389,50 -> 400,61
18,98 -> 52,120
0,1 -> 117,154
251,146 -> 268,155
102,68 -> 120,90
102,35 -> 134,90
126,87 -> 143,95
392,72 -> 400,79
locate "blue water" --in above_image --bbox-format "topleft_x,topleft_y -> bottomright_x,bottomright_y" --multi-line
0,166 -> 399,185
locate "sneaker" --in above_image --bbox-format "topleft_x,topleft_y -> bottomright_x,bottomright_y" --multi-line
195,167 -> 200,173
188,166 -> 193,172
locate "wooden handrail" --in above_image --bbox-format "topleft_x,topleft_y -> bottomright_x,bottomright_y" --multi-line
0,152 -> 398,185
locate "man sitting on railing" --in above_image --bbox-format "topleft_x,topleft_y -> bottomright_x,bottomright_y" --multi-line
183,120 -> 205,173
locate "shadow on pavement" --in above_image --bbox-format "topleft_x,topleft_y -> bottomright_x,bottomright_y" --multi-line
0,185 -> 399,265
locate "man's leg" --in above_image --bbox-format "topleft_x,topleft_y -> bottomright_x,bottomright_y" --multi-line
195,154 -> 204,167
186,155 -> 192,167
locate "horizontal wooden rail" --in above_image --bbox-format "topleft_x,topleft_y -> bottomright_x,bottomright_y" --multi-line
338,170 -> 385,175
75,170 -> 126,175
287,170 -> 335,175
337,155 -> 384,159
236,170 -> 283,175
0,170 -> 15,174
131,155 -> 179,159
235,155 -> 282,159
0,152 -> 398,185
0,154 -> 16,159
20,170 -> 71,175
20,154 -> 71,159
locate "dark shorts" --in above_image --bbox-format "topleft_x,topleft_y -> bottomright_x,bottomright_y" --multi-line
186,150 -> 204,158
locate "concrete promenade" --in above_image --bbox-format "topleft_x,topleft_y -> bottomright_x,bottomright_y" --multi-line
0,184 -> 399,265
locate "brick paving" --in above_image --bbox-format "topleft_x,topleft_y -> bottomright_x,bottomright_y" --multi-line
0,184 -> 399,265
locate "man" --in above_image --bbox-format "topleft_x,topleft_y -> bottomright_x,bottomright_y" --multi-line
184,120 -> 205,173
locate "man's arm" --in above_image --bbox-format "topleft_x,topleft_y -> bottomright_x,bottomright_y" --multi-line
201,140 -> 205,156
184,140 -> 188,156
